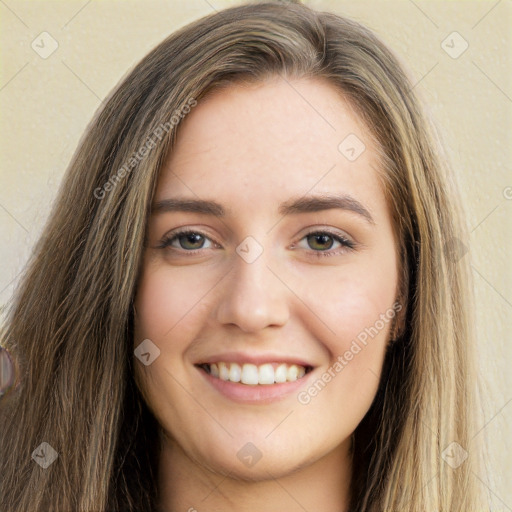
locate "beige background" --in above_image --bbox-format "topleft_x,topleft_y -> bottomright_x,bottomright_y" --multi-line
1,0 -> 510,508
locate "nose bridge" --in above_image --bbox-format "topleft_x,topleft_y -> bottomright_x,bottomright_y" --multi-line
215,237 -> 289,332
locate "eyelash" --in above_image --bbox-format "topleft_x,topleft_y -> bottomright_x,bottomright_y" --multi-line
157,228 -> 356,258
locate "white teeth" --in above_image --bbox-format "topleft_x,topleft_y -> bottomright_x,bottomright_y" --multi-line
258,363 -> 274,385
241,364 -> 259,385
274,364 -> 287,383
229,362 -> 241,383
287,364 -> 299,382
205,362 -> 309,385
219,362 -> 229,381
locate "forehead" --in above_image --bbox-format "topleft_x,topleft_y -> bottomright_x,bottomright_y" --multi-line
156,77 -> 386,220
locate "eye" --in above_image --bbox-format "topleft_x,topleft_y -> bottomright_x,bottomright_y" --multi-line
157,228 -> 355,257
158,229 -> 216,252
295,230 -> 355,257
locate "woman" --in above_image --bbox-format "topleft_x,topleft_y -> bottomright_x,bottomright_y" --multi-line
0,1 -> 486,510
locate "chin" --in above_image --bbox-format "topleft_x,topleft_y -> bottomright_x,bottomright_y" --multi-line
206,450 -> 314,483
191,431 -> 335,483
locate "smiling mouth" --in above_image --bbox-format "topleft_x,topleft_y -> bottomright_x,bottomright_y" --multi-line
197,362 -> 314,386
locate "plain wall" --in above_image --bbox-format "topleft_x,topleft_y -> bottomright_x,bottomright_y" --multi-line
1,0 -> 510,508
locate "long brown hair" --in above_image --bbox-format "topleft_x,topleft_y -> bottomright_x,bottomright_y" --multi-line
0,1 -> 485,510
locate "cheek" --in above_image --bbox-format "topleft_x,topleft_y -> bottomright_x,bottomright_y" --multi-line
134,261 -> 214,343
293,255 -> 397,413
307,278 -> 394,384
132,259 -> 220,414
132,262 -> 215,434
295,255 -> 398,350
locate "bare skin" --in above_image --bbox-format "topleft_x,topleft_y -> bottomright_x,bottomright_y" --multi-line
134,76 -> 400,512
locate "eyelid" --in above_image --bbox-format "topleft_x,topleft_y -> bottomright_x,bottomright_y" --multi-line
292,224 -> 355,244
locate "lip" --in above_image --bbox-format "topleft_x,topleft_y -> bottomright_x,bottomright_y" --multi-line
195,351 -> 314,368
195,364 -> 316,404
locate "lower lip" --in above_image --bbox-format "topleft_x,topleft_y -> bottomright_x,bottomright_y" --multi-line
196,366 -> 313,404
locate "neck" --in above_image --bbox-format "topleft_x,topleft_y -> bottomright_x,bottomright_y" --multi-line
157,432 -> 353,512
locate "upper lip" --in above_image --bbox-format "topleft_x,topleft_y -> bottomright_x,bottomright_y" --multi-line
195,352 -> 315,368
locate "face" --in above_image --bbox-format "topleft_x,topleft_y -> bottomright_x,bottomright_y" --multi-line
134,77 -> 400,480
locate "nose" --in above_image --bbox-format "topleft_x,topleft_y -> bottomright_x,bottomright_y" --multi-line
214,248 -> 290,333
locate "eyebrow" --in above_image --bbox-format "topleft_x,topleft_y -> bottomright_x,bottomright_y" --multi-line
152,198 -> 224,216
152,193 -> 375,224
278,194 -> 375,224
